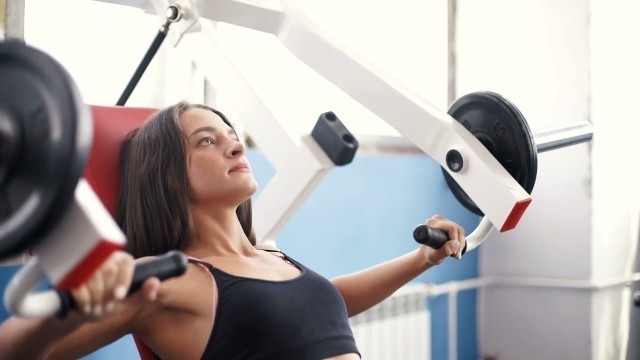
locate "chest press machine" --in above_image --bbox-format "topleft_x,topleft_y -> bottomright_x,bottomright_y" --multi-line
0,0 -> 592,318
112,0 -> 591,249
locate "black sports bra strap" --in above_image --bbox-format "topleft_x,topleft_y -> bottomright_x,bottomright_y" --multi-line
259,249 -> 299,266
188,258 -> 216,272
187,251 -> 301,274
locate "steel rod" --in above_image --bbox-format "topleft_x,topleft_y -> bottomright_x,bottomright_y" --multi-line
535,121 -> 593,153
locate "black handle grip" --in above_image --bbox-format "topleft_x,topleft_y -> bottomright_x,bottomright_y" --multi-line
413,224 -> 467,257
56,250 -> 188,318
634,291 -> 640,307
126,251 -> 187,295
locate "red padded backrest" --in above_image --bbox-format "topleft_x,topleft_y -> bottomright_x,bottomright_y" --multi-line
84,106 -> 157,216
84,106 -> 159,360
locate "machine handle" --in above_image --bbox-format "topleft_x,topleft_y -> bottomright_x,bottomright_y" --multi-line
413,225 -> 467,257
56,251 -> 188,318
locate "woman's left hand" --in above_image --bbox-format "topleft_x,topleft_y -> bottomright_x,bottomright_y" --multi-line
418,215 -> 466,265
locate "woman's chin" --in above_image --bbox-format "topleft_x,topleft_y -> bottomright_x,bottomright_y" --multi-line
238,183 -> 258,202
247,180 -> 258,196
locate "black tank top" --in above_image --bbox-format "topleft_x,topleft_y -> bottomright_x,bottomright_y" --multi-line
189,251 -> 360,359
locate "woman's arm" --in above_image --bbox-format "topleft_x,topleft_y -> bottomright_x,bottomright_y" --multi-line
49,259 -> 212,360
331,215 -> 465,317
0,251 -> 160,360
0,315 -> 84,360
1,305 -> 146,360
46,279 -> 160,360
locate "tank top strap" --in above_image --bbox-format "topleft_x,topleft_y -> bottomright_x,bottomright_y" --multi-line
259,249 -> 305,270
187,251 -> 304,279
187,257 -> 217,273
189,257 -> 236,280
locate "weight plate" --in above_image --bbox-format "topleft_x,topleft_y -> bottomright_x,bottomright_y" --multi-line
442,91 -> 537,216
0,39 -> 92,258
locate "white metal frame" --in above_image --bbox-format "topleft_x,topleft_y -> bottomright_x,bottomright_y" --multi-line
4,179 -> 126,317
189,0 -> 532,234
97,0 -> 532,243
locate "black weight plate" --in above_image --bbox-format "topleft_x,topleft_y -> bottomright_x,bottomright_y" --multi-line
0,39 -> 92,258
442,91 -> 537,216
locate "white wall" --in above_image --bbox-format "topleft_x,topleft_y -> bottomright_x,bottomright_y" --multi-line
210,0 -> 448,139
590,0 -> 640,358
459,0 -> 640,358
455,0 -> 594,358
23,0 -> 201,107
23,0 -> 448,139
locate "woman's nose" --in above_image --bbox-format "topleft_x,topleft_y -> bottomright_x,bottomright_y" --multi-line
226,141 -> 245,158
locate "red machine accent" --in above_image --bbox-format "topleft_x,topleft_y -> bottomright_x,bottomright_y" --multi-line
500,198 -> 532,232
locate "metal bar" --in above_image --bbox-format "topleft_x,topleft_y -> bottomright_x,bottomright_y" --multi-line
535,121 -> 593,153
116,28 -> 168,106
447,0 -> 457,106
448,289 -> 458,360
5,0 -> 25,38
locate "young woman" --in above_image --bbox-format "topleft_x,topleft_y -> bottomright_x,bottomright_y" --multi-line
0,102 -> 465,359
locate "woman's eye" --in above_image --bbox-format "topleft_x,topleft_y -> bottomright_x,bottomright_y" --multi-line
199,137 -> 215,146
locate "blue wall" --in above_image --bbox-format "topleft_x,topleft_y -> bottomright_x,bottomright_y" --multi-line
0,150 -> 479,359
0,266 -> 20,321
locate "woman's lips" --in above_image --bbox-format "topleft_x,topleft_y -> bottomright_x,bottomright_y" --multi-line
230,164 -> 251,173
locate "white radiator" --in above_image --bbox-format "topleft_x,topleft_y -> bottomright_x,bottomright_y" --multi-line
349,284 -> 431,360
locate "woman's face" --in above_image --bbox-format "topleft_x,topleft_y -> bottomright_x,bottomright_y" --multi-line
180,107 -> 258,205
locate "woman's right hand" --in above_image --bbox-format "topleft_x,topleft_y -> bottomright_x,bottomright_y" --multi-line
70,251 -> 160,319
418,215 -> 466,265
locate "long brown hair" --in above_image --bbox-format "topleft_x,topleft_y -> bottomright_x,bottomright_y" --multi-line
115,101 -> 255,258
